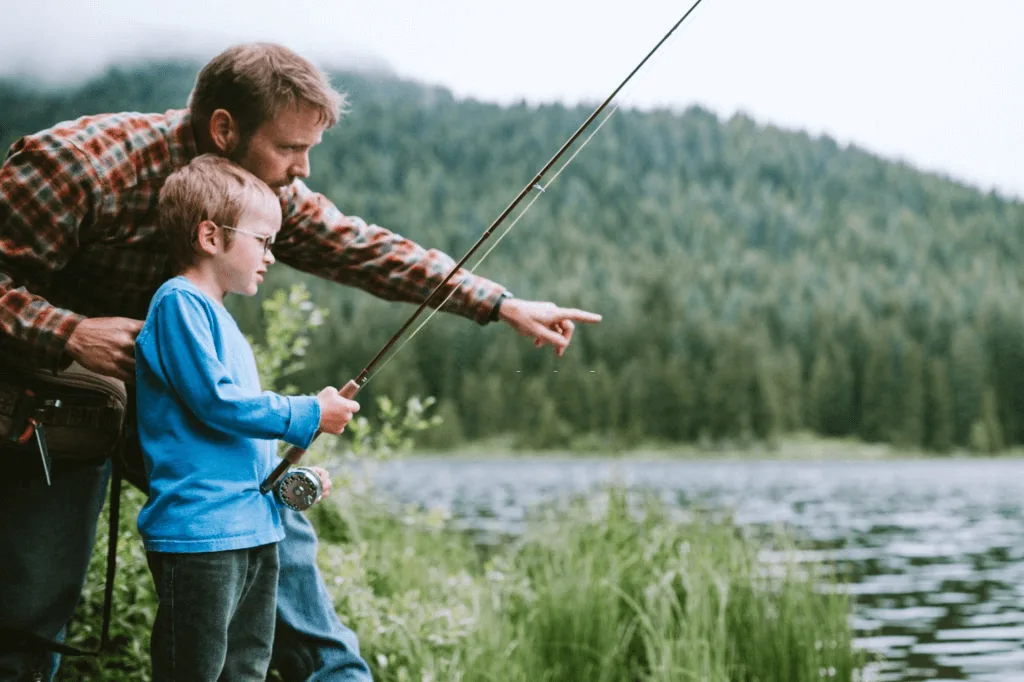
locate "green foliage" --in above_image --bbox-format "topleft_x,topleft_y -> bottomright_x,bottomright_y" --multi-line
926,357 -> 955,452
5,60 -> 1024,456
807,342 -> 855,437
314,487 -> 864,682
65,486 -> 155,680
244,284 -> 328,394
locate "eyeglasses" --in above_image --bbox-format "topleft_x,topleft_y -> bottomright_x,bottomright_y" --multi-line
219,225 -> 275,256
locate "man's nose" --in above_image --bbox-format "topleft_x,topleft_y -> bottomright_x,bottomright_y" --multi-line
290,153 -> 310,179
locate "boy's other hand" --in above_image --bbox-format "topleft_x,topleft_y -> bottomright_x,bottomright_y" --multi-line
307,466 -> 332,500
316,387 -> 360,434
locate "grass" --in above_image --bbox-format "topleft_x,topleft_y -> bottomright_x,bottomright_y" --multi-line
65,482 -> 865,681
313,486 -> 864,682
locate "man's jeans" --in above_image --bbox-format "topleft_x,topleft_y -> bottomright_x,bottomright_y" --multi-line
148,544 -> 278,681
272,507 -> 374,681
0,458 -> 110,681
0,459 -> 373,682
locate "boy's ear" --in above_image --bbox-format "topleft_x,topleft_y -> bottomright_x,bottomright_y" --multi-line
194,220 -> 220,255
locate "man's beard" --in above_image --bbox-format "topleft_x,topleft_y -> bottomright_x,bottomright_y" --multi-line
227,139 -> 291,188
226,137 -> 250,165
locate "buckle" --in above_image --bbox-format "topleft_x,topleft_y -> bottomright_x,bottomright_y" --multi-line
8,389 -> 61,445
7,389 -> 61,486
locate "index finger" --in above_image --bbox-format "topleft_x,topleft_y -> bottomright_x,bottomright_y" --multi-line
556,308 -> 602,324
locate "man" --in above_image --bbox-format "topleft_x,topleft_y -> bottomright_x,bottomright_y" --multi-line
0,43 -> 601,681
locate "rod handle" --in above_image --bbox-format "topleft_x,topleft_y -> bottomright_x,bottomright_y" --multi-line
259,379 -> 361,494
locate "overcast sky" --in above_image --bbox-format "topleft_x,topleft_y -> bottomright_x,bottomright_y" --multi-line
3,0 -> 1021,199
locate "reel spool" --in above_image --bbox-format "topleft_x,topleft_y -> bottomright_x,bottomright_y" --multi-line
273,466 -> 323,512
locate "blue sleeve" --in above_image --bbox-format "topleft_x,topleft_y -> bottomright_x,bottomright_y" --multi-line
145,290 -> 320,449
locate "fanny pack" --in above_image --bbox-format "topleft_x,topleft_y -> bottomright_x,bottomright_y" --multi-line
0,361 -> 128,479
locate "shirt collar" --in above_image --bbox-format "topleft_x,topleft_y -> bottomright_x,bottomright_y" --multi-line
166,109 -> 200,166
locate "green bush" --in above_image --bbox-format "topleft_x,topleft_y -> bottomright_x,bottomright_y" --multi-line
66,485 -> 155,680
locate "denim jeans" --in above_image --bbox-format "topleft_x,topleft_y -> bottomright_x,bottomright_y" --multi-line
0,457 -> 110,681
0,458 -> 373,682
272,506 -> 374,681
147,544 -> 278,681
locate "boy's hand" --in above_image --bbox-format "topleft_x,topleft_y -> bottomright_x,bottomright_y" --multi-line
317,387 -> 360,434
308,466 -> 332,500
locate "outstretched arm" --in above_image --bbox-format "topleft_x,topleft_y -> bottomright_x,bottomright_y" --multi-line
275,181 -> 602,348
275,181 -> 506,324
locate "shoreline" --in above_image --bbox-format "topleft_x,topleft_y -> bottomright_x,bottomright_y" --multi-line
407,434 -> 1024,462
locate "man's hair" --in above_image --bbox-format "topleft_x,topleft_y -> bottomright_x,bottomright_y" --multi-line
188,42 -> 347,139
159,154 -> 279,273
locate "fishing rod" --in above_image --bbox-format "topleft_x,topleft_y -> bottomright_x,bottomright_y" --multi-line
262,0 -> 707,506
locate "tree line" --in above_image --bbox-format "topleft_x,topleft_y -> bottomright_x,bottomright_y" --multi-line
2,61 -> 1023,452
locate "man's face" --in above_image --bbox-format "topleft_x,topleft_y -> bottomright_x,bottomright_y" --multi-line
233,102 -> 326,189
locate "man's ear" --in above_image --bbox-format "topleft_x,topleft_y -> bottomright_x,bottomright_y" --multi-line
194,220 -> 220,255
208,109 -> 241,154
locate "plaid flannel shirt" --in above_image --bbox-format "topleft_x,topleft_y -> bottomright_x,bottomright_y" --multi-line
0,109 -> 506,368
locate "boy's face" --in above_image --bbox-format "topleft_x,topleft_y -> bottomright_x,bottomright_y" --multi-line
214,194 -> 281,298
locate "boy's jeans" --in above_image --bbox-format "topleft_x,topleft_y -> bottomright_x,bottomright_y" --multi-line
148,544 -> 279,682
0,460 -> 372,682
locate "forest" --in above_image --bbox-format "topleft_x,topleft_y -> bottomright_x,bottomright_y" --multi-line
3,60 -> 1023,452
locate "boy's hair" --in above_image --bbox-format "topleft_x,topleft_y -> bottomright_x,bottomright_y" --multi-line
159,154 -> 279,273
189,43 -> 347,140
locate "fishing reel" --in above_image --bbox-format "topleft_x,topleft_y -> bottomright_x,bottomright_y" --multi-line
273,466 -> 323,512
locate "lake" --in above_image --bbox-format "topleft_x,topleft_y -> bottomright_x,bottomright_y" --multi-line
372,456 -> 1024,682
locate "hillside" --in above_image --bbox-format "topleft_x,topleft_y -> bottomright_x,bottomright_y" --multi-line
2,61 -> 1023,451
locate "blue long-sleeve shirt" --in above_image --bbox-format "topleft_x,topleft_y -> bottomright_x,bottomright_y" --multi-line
135,276 -> 321,553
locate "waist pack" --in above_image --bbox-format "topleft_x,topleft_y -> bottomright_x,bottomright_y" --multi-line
0,361 -> 128,467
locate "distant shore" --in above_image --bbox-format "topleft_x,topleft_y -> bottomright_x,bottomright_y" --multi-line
410,433 -> 1024,461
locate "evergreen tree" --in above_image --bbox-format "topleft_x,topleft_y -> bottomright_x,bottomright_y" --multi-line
925,357 -> 955,453
807,342 -> 855,437
949,327 -> 987,446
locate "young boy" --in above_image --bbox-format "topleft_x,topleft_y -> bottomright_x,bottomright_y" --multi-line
134,154 -> 359,681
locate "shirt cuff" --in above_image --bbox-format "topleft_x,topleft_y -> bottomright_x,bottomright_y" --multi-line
37,308 -> 87,370
457,275 -> 508,325
283,395 -> 321,449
